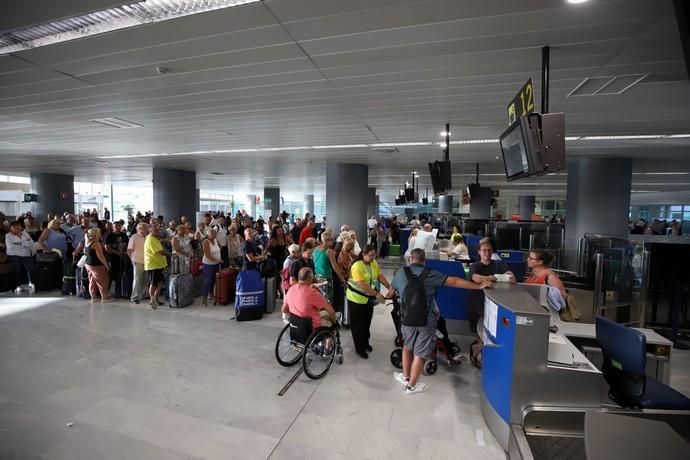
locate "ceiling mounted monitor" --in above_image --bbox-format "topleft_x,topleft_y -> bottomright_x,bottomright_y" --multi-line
499,112 -> 565,181
428,160 -> 452,195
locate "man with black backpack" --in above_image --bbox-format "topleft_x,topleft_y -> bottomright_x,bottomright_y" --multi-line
391,248 -> 492,394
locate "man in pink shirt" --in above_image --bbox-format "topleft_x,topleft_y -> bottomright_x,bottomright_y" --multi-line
127,222 -> 149,304
282,267 -> 336,329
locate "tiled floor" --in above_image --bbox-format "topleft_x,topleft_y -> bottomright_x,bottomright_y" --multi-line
0,285 -> 506,460
2,280 -> 689,460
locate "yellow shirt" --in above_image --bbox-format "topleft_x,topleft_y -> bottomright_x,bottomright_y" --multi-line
144,235 -> 167,270
346,260 -> 380,304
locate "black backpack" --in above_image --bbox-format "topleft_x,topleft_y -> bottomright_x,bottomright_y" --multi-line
401,267 -> 430,327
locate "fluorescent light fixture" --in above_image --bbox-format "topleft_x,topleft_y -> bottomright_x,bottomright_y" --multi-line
565,136 -> 581,141
89,117 -> 143,129
312,144 -> 369,149
0,0 -> 261,56
450,139 -> 498,144
567,0 -> 590,3
440,131 -> 451,136
580,135 -> 666,140
96,134 -> 690,159
632,172 -> 689,175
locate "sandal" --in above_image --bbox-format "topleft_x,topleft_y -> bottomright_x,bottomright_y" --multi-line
469,340 -> 483,370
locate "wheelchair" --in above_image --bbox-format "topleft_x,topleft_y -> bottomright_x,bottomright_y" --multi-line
274,313 -> 344,380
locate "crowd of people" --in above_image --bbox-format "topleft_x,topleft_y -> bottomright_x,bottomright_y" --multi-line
630,218 -> 682,236
0,208 -> 572,395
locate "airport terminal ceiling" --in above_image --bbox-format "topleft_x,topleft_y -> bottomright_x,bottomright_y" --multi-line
1,0 -> 690,200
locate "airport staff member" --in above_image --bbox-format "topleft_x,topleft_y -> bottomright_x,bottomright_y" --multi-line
466,238 -> 515,369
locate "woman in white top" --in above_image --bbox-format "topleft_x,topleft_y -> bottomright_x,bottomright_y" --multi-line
201,228 -> 222,306
446,234 -> 469,259
6,221 -> 35,292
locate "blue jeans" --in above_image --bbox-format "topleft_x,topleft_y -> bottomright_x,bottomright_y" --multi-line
9,255 -> 33,285
202,263 -> 219,297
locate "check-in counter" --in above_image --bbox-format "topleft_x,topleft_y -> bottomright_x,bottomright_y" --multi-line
480,283 -> 603,453
422,251 -> 470,334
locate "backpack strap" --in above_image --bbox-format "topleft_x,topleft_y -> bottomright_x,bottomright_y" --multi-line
403,266 -> 414,280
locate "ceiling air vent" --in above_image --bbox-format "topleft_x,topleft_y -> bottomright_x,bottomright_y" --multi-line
89,117 -> 143,128
566,73 -> 648,97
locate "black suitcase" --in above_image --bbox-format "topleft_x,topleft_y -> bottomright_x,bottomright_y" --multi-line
34,254 -> 61,291
62,258 -> 76,295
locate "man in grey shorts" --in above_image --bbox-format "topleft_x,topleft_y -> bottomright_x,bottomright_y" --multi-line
391,248 -> 492,394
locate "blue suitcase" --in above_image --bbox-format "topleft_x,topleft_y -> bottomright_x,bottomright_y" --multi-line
235,269 -> 264,321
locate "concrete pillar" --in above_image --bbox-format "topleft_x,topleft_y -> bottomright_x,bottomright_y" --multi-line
304,194 -> 314,216
263,187 -> 280,219
565,157 -> 632,248
518,195 -> 536,220
367,187 -> 378,217
30,172 -> 74,222
247,195 -> 256,218
326,162 -> 368,245
438,195 -> 453,213
152,168 -> 197,225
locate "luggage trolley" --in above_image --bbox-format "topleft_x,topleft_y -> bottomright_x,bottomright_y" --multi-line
275,313 -> 344,379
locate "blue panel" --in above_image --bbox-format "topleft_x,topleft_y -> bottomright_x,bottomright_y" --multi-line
465,235 -> 483,261
401,228 -> 411,255
482,305 -> 516,424
497,250 -> 524,263
425,259 -> 467,320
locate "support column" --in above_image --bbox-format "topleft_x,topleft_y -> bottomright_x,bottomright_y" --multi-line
152,168 -> 197,225
438,195 -> 453,213
367,187 -> 378,217
30,172 -> 74,222
518,195 -> 536,220
247,195 -> 256,218
326,163 -> 368,245
263,187 -> 280,220
304,194 -> 314,217
565,157 -> 632,248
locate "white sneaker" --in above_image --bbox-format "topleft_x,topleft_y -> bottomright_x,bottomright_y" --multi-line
15,286 -> 24,294
27,283 -> 35,293
405,382 -> 428,395
393,372 -> 409,388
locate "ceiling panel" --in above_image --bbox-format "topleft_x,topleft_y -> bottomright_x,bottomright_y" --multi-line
0,0 -> 688,200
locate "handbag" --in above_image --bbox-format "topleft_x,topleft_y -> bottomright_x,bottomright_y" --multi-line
76,255 -> 87,268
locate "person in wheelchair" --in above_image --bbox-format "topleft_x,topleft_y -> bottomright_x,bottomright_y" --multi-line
282,267 -> 337,337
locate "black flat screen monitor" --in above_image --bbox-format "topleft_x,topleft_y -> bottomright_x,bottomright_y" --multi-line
428,160 -> 452,194
500,120 -> 530,181
428,162 -> 442,195
437,160 -> 452,191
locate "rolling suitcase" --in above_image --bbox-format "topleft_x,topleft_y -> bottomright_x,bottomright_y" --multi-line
34,252 -> 61,291
191,257 -> 203,276
264,275 -> 278,313
169,273 -> 194,308
214,267 -> 238,305
235,269 -> 264,321
77,266 -> 90,299
62,258 -> 76,295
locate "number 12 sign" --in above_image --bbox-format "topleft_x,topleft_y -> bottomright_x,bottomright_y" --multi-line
507,78 -> 535,125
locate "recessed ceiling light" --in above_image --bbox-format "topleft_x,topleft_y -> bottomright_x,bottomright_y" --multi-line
0,0 -> 262,56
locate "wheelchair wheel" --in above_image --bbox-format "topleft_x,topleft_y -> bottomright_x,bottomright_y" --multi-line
275,323 -> 304,367
303,328 -> 337,379
390,348 -> 403,369
424,359 -> 438,375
